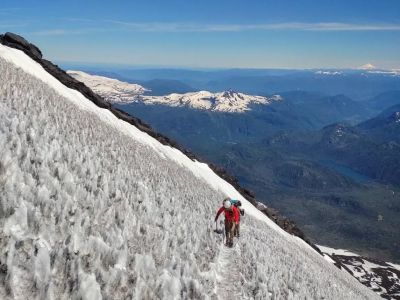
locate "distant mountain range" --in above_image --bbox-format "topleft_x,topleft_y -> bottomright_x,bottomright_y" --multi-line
68,70 -> 282,113
367,91 -> 400,111
67,65 -> 400,101
70,71 -> 400,186
264,119 -> 400,186
139,90 -> 282,113
359,103 -> 400,143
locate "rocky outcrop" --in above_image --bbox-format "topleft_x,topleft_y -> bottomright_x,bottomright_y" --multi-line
322,252 -> 400,299
0,32 -> 311,248
0,32 -> 42,60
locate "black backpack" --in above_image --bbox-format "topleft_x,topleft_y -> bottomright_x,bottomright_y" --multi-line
232,200 -> 244,216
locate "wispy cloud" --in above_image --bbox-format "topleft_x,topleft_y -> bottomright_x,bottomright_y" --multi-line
31,29 -> 76,36
31,28 -> 114,36
108,21 -> 400,32
0,7 -> 23,17
0,21 -> 28,29
0,8 -> 22,13
32,20 -> 400,36
292,22 -> 400,31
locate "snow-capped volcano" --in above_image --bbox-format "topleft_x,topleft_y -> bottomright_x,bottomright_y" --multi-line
141,90 -> 282,112
67,70 -> 148,103
358,63 -> 376,70
0,33 -> 380,299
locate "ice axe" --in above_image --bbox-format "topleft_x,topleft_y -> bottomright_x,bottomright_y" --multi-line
213,220 -> 223,234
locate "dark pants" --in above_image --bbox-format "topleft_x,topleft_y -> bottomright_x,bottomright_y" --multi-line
234,222 -> 240,237
224,219 -> 236,244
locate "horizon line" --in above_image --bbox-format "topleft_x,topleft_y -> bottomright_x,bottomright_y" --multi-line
57,60 -> 398,72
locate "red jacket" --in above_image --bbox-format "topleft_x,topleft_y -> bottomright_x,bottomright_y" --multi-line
215,206 -> 239,224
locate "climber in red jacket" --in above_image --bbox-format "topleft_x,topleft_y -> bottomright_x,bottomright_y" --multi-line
215,199 -> 240,247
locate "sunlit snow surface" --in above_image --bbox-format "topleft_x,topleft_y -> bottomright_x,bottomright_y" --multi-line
67,70 -> 148,103
0,44 -> 378,299
139,91 -> 282,113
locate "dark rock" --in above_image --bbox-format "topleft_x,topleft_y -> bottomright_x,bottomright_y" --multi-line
326,253 -> 400,299
0,32 -> 42,60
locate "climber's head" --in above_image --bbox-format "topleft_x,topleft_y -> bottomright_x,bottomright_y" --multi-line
223,200 -> 232,209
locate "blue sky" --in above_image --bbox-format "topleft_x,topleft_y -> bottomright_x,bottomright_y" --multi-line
1,0 -> 400,69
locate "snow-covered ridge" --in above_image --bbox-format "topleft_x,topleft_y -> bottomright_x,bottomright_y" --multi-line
314,69 -> 400,77
315,70 -> 343,75
67,70 -> 149,103
395,111 -> 400,123
68,70 -> 282,112
366,70 -> 400,76
0,43 -> 378,299
319,245 -> 400,299
141,90 -> 282,112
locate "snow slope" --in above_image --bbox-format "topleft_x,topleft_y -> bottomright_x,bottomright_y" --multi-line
0,44 -> 378,299
67,70 -> 148,103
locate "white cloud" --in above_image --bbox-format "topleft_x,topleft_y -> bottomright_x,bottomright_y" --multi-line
29,21 -> 400,36
31,29 -> 71,36
104,21 -> 400,32
0,22 -> 26,28
31,28 -> 114,36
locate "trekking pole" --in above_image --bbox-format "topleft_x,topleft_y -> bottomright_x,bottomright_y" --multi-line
221,220 -> 226,244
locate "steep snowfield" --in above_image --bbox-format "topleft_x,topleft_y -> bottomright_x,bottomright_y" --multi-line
0,44 -> 378,299
67,70 -> 148,103
66,70 -> 281,113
